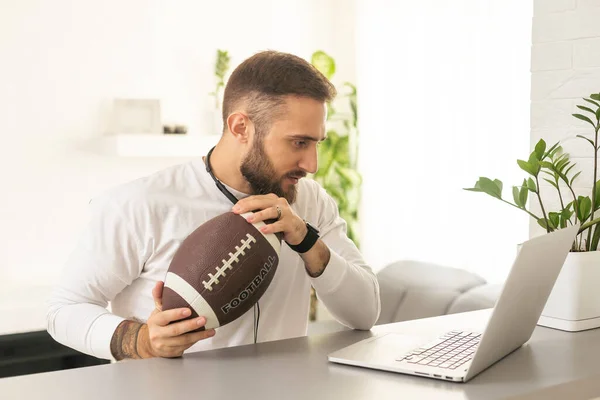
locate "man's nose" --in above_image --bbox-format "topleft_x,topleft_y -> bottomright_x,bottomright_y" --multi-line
299,147 -> 318,174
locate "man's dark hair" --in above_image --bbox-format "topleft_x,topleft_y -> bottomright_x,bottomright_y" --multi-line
221,50 -> 337,135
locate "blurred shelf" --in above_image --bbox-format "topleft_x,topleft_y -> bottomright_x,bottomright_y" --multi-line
102,133 -> 220,157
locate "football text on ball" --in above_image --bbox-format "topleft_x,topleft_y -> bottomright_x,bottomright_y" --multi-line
221,255 -> 277,315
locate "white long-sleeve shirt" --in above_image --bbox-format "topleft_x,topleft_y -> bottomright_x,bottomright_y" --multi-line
46,158 -> 381,360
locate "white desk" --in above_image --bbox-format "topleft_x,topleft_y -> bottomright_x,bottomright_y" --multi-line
1,309 -> 600,399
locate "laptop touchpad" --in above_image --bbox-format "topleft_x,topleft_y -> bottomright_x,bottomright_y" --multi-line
331,332 -> 430,364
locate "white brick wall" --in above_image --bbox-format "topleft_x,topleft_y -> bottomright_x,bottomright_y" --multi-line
531,0 -> 600,237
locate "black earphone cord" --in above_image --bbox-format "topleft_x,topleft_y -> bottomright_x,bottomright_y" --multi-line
205,147 -> 261,344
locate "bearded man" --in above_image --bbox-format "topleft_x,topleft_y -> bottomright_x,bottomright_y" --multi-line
47,50 -> 381,361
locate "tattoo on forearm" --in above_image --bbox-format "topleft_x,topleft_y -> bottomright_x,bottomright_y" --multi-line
110,320 -> 143,361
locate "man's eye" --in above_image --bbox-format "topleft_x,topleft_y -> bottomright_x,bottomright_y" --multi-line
293,140 -> 308,148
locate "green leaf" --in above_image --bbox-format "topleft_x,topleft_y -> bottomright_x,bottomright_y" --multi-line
528,152 -> 541,175
556,161 -> 568,175
556,156 -> 570,173
328,129 -> 341,143
584,98 -> 600,108
349,99 -> 357,126
519,179 -> 528,208
577,105 -> 596,115
555,151 -> 568,163
596,107 -> 600,121
570,171 -> 582,186
334,135 -> 350,166
590,93 -> 600,101
464,177 -> 503,199
544,141 -> 561,159
561,207 -> 573,217
494,179 -> 503,194
214,49 -> 231,79
343,82 -> 357,95
550,145 -> 564,160
564,163 -> 576,177
311,50 -> 336,80
577,196 -> 592,222
548,212 -> 560,229
527,177 -> 537,192
543,178 -> 559,189
539,160 -> 554,170
541,169 -> 555,178
578,216 -> 600,234
560,208 -> 574,228
576,135 -> 595,147
534,139 -> 546,160
517,160 -> 536,176
537,218 -> 549,230
512,186 -> 522,208
591,225 -> 600,251
334,165 -> 362,187
573,113 -> 596,127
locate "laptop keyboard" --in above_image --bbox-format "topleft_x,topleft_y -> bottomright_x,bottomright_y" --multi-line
396,330 -> 481,369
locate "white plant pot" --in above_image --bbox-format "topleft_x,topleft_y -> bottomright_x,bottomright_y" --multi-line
537,251 -> 600,332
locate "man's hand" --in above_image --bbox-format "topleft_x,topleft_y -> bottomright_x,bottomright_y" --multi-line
110,281 -> 216,360
139,281 -> 216,358
232,194 -> 330,277
232,193 -> 308,245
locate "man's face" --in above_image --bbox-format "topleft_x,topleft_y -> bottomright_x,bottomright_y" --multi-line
240,96 -> 327,204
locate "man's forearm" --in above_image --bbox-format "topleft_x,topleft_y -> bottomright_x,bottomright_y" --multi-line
301,239 -> 331,277
110,320 -> 150,360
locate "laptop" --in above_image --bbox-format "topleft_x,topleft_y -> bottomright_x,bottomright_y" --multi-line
328,224 -> 579,383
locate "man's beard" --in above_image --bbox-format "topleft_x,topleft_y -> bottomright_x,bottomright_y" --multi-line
240,139 -> 302,204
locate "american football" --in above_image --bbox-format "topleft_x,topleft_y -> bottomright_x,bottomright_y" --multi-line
162,211 -> 281,330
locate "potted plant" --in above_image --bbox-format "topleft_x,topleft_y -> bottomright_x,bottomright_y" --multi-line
208,49 -> 231,134
465,92 -> 600,331
310,50 -> 361,246
309,50 -> 362,321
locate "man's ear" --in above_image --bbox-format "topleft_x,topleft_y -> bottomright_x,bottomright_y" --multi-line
226,112 -> 251,143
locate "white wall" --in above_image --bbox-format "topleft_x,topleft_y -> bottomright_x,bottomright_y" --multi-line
0,0 -> 355,292
356,1 -> 533,284
530,0 -> 600,238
